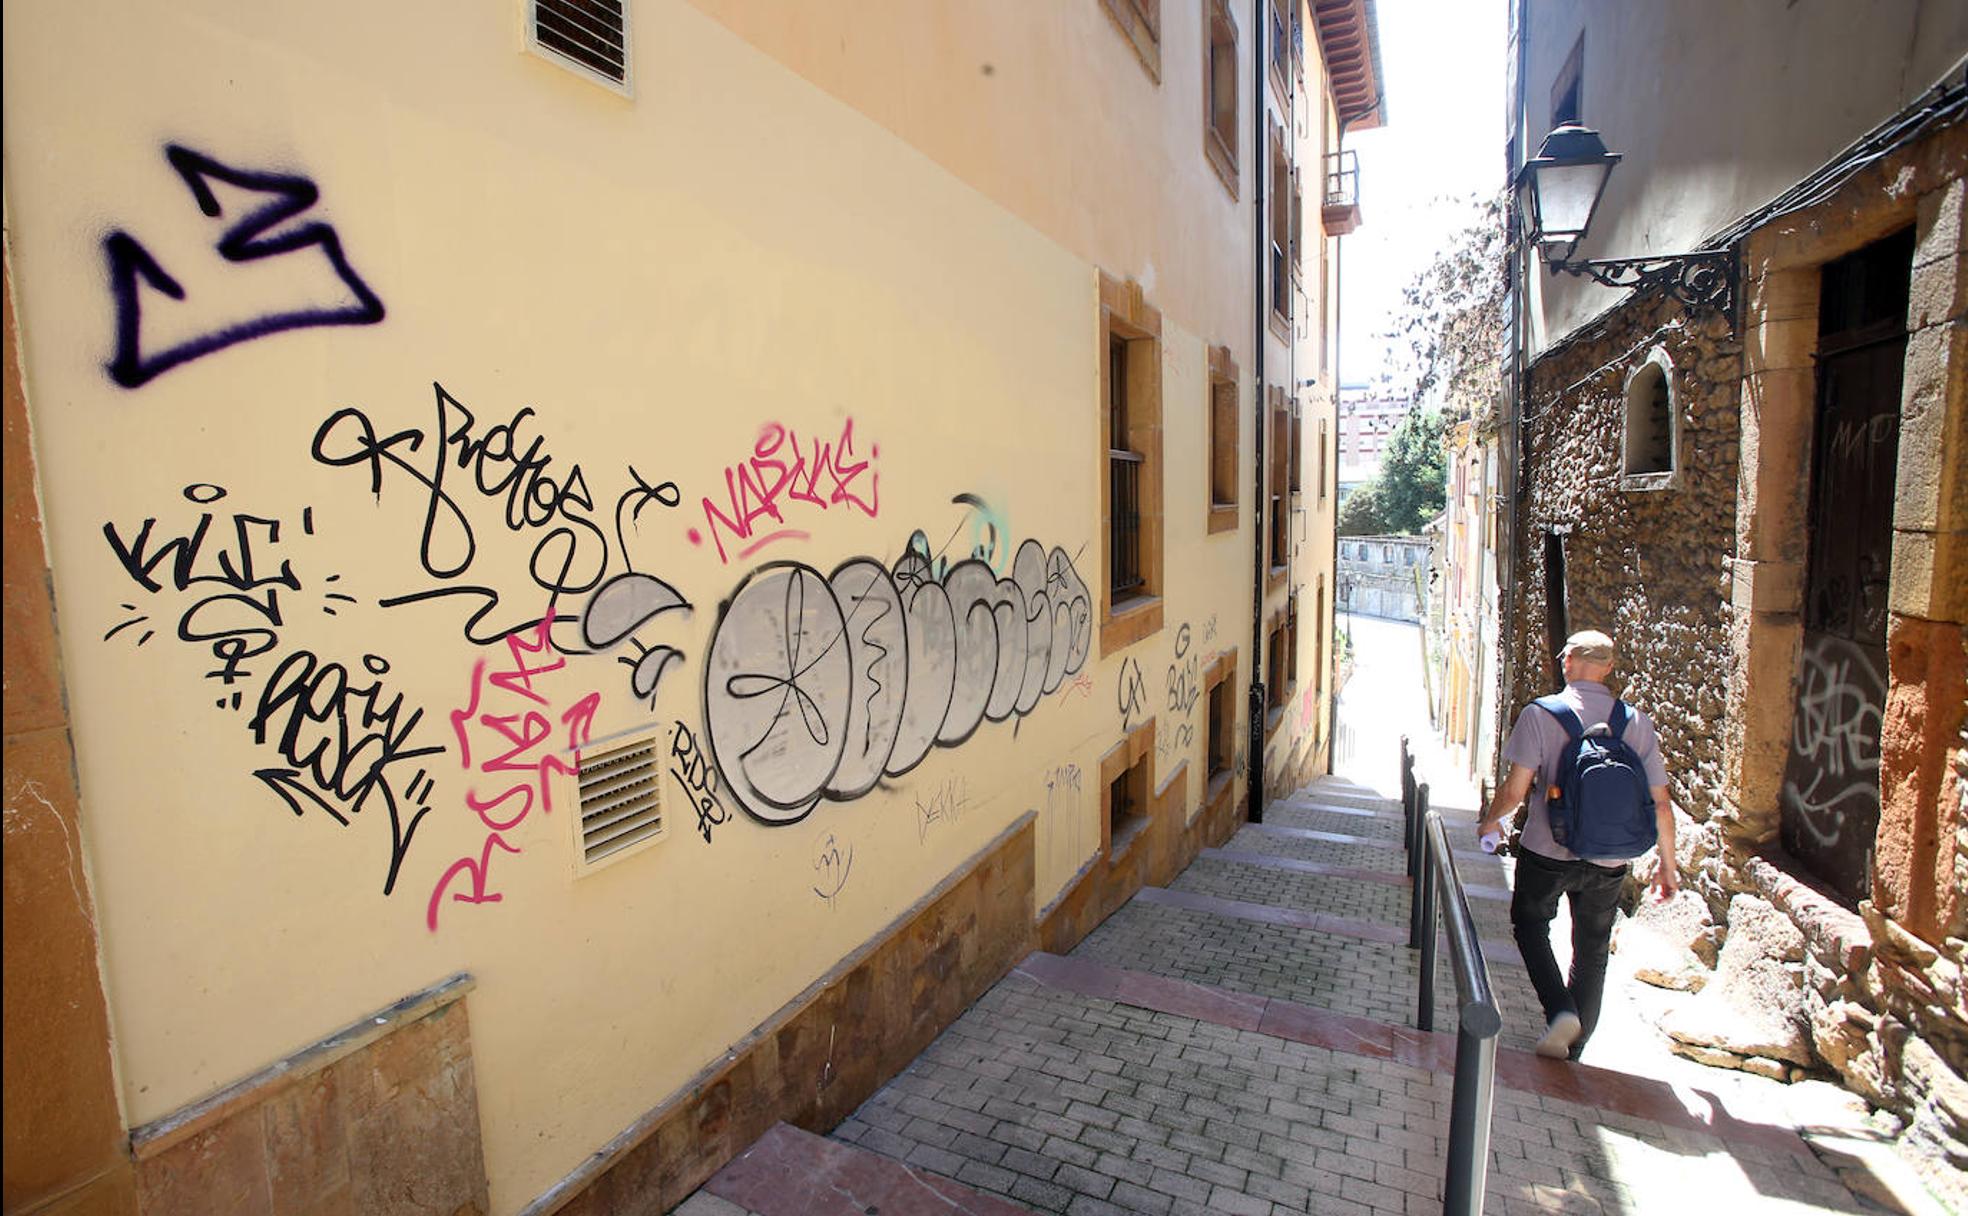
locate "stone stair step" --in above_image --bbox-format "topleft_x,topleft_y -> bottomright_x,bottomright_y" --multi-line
694,1121 -> 1031,1216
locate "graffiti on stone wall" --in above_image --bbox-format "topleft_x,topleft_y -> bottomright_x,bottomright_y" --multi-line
704,536 -> 1090,827
103,483 -> 441,896
1781,633 -> 1885,848
694,420 -> 879,564
105,145 -> 384,389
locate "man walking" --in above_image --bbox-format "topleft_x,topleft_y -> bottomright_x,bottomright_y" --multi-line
1477,630 -> 1677,1060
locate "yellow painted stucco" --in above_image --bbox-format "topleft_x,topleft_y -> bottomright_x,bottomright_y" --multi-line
2,1 -> 1343,1209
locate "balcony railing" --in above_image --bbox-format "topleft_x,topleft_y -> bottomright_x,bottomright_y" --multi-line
1323,148 -> 1363,236
1325,148 -> 1360,208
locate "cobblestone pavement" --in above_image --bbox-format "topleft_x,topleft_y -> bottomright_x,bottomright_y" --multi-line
1171,843 -> 1518,941
682,774 -> 1900,1215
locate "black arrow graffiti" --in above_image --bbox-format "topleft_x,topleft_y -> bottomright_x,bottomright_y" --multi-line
105,144 -> 385,389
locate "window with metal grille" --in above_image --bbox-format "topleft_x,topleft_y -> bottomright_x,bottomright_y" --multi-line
577,736 -> 663,866
1109,335 -> 1145,599
528,0 -> 631,94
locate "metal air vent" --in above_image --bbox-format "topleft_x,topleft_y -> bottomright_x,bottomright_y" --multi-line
528,0 -> 632,95
578,736 -> 663,866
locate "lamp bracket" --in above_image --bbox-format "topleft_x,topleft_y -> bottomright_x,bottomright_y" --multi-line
1549,249 -> 1736,325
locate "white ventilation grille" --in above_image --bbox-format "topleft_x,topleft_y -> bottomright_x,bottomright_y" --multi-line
528,0 -> 631,94
578,736 -> 663,865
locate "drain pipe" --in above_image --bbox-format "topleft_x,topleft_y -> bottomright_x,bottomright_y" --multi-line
1246,0 -> 1269,826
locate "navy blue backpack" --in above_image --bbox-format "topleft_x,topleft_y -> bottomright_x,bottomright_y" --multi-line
1534,696 -> 1657,857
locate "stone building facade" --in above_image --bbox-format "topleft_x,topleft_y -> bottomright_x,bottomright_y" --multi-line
1502,1 -> 1968,1197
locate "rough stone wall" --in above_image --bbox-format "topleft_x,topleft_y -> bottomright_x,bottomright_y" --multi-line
1505,292 -> 1743,862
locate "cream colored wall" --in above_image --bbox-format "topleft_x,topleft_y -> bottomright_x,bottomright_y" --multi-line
688,0 -> 1260,367
0,2 -> 1271,1211
1523,0 -> 1968,350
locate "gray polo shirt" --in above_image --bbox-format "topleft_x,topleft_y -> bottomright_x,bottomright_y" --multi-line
1500,680 -> 1669,864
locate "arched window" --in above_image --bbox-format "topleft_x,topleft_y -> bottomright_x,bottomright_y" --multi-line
1623,348 -> 1677,483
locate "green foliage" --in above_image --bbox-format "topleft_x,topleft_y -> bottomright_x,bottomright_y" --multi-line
1376,407 -> 1447,533
1336,481 -> 1390,536
1383,194 -> 1508,425
1336,408 -> 1445,536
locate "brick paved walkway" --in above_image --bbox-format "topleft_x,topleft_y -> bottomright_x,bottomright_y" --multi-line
679,775 -> 1892,1215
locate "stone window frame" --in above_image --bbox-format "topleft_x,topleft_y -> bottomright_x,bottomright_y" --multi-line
1099,271 -> 1166,657
1201,648 -> 1240,807
1268,123 -> 1293,340
1207,344 -> 1240,534
1100,716 -> 1157,866
1620,345 -> 1679,491
1267,388 -> 1290,590
1101,0 -> 1162,83
1730,159 -> 1965,935
1203,0 -> 1240,198
1264,602 -> 1294,736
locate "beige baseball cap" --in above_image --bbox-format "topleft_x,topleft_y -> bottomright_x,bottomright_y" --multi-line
1562,630 -> 1617,663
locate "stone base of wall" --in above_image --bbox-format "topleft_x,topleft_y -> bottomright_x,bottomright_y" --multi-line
537,814 -> 1039,1216
1038,765 -> 1242,956
128,976 -> 488,1216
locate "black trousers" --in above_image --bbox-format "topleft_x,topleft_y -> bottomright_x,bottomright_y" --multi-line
1509,848 -> 1629,1054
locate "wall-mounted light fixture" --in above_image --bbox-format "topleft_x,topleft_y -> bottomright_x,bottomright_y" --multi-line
1515,123 -> 1735,323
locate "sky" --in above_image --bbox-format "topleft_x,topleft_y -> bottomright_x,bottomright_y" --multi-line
1338,0 -> 1509,391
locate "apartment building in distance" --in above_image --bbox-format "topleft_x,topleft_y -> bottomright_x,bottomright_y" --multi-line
1335,380 -> 1409,498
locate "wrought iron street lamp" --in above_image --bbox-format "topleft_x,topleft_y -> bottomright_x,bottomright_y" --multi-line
1515,123 -> 1735,320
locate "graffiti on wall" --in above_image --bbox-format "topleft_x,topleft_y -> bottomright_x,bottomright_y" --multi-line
1166,622 -> 1199,757
1042,763 -> 1085,880
105,145 -> 384,389
915,775 -> 971,842
1117,656 -> 1150,733
1780,633 -> 1885,849
694,420 -> 879,563
103,484 -> 441,895
426,607 -> 601,930
314,382 -> 694,711
312,383 -> 611,640
810,829 -> 854,908
668,721 -> 730,843
704,536 -> 1090,827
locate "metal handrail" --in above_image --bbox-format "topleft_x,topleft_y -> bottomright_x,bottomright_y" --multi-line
1414,802 -> 1502,1216
1401,741 -> 1424,947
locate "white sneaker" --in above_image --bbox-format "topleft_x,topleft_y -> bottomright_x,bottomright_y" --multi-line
1535,1012 -> 1582,1059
